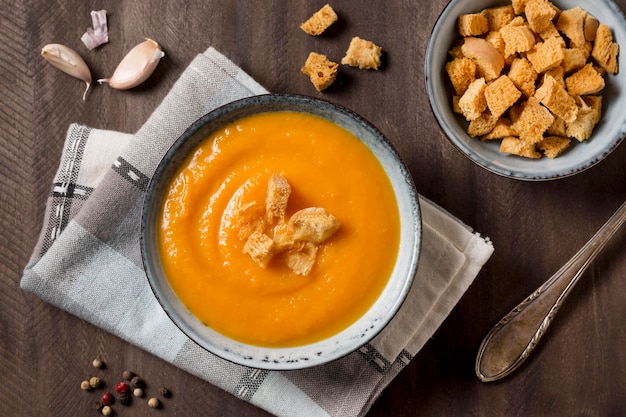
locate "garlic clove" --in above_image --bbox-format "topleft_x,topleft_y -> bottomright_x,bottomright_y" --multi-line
41,43 -> 92,100
98,38 -> 165,90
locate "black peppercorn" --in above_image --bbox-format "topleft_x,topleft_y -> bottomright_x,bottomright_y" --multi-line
118,393 -> 132,406
130,375 -> 145,389
93,401 -> 104,412
160,387 -> 172,398
122,370 -> 134,381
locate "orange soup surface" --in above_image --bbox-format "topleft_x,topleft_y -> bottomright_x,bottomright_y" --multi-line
158,111 -> 400,347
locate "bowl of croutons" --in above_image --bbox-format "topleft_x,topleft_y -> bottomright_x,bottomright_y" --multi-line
141,94 -> 421,370
426,0 -> 626,180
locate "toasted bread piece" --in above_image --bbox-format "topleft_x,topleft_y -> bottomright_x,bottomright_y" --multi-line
485,75 -> 522,118
446,57 -> 477,95
513,96 -> 555,144
525,0 -> 557,33
243,230 -> 276,268
265,174 -> 291,224
511,0 -> 530,15
288,207 -> 340,244
484,5 -> 515,31
500,20 -> 536,57
341,37 -> 383,70
500,136 -> 541,158
547,116 -> 567,136
591,24 -> 619,74
565,63 -> 605,95
556,7 -> 588,48
527,36 -> 565,73
301,52 -> 339,91
285,242 -> 318,276
508,57 -> 538,97
461,37 -> 504,81
537,21 -> 561,41
535,74 -> 578,123
458,11 -> 489,37
481,117 -> 518,140
485,31 -> 506,56
468,111 -> 499,137
544,65 -> 565,88
561,48 -> 589,73
300,4 -> 338,36
537,136 -> 571,158
566,95 -> 602,141
584,14 -> 599,41
459,77 -> 488,121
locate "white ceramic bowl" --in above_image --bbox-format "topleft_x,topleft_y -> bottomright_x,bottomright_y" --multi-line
426,0 -> 626,180
141,94 -> 421,370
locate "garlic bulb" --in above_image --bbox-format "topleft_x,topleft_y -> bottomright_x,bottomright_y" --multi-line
41,43 -> 92,100
98,38 -> 165,90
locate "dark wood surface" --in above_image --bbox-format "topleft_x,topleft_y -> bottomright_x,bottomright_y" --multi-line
2,0 -> 625,415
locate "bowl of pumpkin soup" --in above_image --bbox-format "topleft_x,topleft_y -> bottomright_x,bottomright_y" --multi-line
141,94 -> 421,370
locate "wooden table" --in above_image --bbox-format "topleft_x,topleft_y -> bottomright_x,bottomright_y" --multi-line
2,0 -> 625,415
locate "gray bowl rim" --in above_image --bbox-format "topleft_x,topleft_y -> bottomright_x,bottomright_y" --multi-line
140,93 -> 422,370
425,0 -> 626,181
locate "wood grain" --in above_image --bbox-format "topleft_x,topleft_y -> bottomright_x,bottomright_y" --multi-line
2,0 -> 626,416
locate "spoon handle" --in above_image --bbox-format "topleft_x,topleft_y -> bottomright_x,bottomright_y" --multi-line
475,199 -> 626,382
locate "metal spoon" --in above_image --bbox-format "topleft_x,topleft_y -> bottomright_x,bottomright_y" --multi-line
475,199 -> 626,382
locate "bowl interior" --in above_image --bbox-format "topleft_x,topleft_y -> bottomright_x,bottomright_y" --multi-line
141,94 -> 421,370
426,0 -> 626,180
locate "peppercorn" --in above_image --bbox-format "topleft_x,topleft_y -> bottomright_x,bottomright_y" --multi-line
80,380 -> 91,391
130,375 -> 145,389
101,392 -> 114,406
92,358 -> 104,369
159,387 -> 171,398
133,388 -> 144,397
93,401 -> 104,412
122,370 -> 134,381
115,381 -> 129,394
118,393 -> 132,406
148,397 -> 160,409
89,376 -> 102,389
101,405 -> 113,416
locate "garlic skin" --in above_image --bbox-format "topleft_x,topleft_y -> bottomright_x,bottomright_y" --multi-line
41,43 -> 92,100
98,38 -> 165,90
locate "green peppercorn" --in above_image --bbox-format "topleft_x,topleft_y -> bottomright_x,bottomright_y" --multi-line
80,380 -> 91,391
89,376 -> 102,389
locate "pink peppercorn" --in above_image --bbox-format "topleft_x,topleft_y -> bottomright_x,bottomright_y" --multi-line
115,381 -> 129,394
101,392 -> 114,405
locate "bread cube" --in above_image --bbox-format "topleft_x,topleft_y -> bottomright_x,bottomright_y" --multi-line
508,57 -> 538,97
461,37 -> 504,81
459,78 -> 488,121
535,74 -> 578,123
458,11 -> 489,36
300,4 -> 338,36
591,24 -> 619,74
485,75 -> 522,118
557,7 -> 588,48
484,5 -> 515,31
446,57 -> 477,95
513,96 -> 555,144
537,136 -> 571,158
468,112 -> 499,137
301,52 -> 338,91
500,20 -> 536,57
341,37 -> 383,70
500,136 -> 541,158
562,48 -> 589,73
525,0 -> 557,33
565,63 -> 605,95
527,36 -> 565,73
481,117 -> 518,140
243,231 -> 276,268
566,95 -> 602,141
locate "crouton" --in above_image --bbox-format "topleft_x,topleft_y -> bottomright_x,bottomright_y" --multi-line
537,136 -> 571,158
527,36 -> 565,73
500,136 -> 541,158
341,37 -> 383,70
508,58 -> 538,97
511,0 -> 529,15
446,57 -> 477,95
535,74 -> 578,123
458,77 -> 487,121
468,111 -> 499,137
500,20 -> 536,57
513,96 -> 555,144
265,174 -> 291,224
556,7 -> 588,48
591,24 -> 619,74
537,22 -> 561,41
485,31 -> 506,56
547,117 -> 567,137
485,75 -> 522,118
458,11 -> 489,37
301,52 -> 338,91
544,65 -> 565,88
484,6 -> 515,31
461,37 -> 504,81
562,48 -> 589,73
285,242 -> 318,276
288,207 -> 340,244
243,231 -> 276,268
565,63 -> 605,95
481,117 -> 518,140
300,4 -> 338,36
566,95 -> 602,141
525,0 -> 557,33
584,14 -> 599,41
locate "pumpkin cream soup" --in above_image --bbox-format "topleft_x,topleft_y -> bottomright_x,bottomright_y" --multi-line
158,111 -> 400,347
